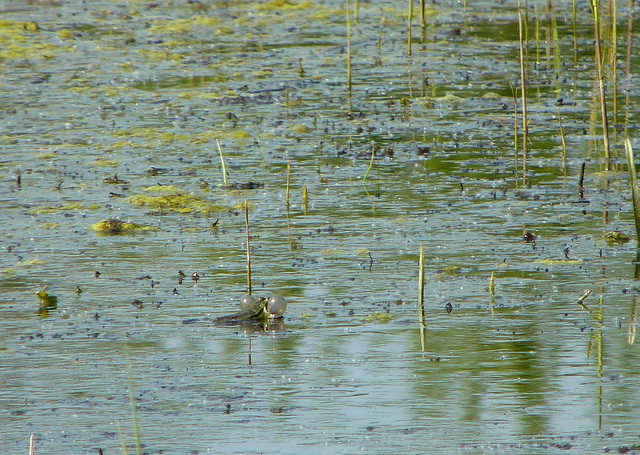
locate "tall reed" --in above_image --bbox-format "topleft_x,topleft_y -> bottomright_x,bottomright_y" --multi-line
572,0 -> 578,64
624,138 -> 640,242
625,0 -> 634,128
517,0 -> 528,186
611,0 -> 618,129
216,139 -> 228,186
346,0 -> 352,95
286,160 -> 291,208
408,0 -> 413,56
590,0 -> 611,170
418,243 -> 426,350
245,199 -> 252,294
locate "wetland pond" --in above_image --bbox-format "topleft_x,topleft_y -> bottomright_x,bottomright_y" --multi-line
2,0 -> 640,453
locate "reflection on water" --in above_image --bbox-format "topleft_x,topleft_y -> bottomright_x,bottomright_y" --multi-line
1,0 -> 640,453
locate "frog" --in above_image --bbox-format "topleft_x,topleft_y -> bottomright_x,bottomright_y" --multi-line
214,294 -> 286,325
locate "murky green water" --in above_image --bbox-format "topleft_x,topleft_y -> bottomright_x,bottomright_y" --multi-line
2,0 -> 640,454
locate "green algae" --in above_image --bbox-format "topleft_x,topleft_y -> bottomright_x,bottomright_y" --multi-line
127,188 -> 229,215
362,312 -> 395,324
29,202 -> 88,214
88,218 -> 157,236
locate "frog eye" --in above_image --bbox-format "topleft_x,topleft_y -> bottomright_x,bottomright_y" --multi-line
240,294 -> 257,312
267,295 -> 286,317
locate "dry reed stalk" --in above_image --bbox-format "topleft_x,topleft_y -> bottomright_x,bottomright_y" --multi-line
245,199 -> 252,295
285,86 -> 290,118
624,138 -> 640,242
625,0 -> 634,127
418,243 -> 426,350
303,184 -> 309,215
286,160 -> 291,208
611,0 -> 619,129
408,0 -> 413,56
572,0 -> 578,64
346,0 -> 352,95
216,139 -> 228,186
511,83 -> 519,186
377,28 -> 383,65
517,1 -> 528,186
590,0 -> 611,170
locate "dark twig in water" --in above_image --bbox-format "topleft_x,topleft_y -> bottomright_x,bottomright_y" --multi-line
578,162 -> 586,199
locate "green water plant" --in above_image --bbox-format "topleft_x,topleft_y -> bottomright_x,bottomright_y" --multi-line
216,138 -> 228,186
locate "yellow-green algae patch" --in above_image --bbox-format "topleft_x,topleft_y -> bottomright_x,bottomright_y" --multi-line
29,202 -> 87,214
38,222 -> 60,229
362,312 -> 395,324
89,218 -> 157,235
88,159 -> 118,166
127,187 -> 230,214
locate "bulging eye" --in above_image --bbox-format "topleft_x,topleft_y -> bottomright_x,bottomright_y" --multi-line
240,294 -> 257,312
267,295 -> 287,317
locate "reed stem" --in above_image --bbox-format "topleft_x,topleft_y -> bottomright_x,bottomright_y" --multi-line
612,0 -> 618,129
624,138 -> 640,243
572,0 -> 578,64
418,243 -> 426,350
363,148 -> 375,183
286,160 -> 291,208
346,0 -> 352,95
489,271 -> 495,295
408,0 -> 413,56
303,184 -> 309,215
216,138 -> 228,186
590,0 -> 611,170
245,199 -> 252,295
285,86 -> 290,118
517,0 -> 529,186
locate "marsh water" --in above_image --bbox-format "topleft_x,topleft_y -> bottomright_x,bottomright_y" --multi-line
2,0 -> 640,453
